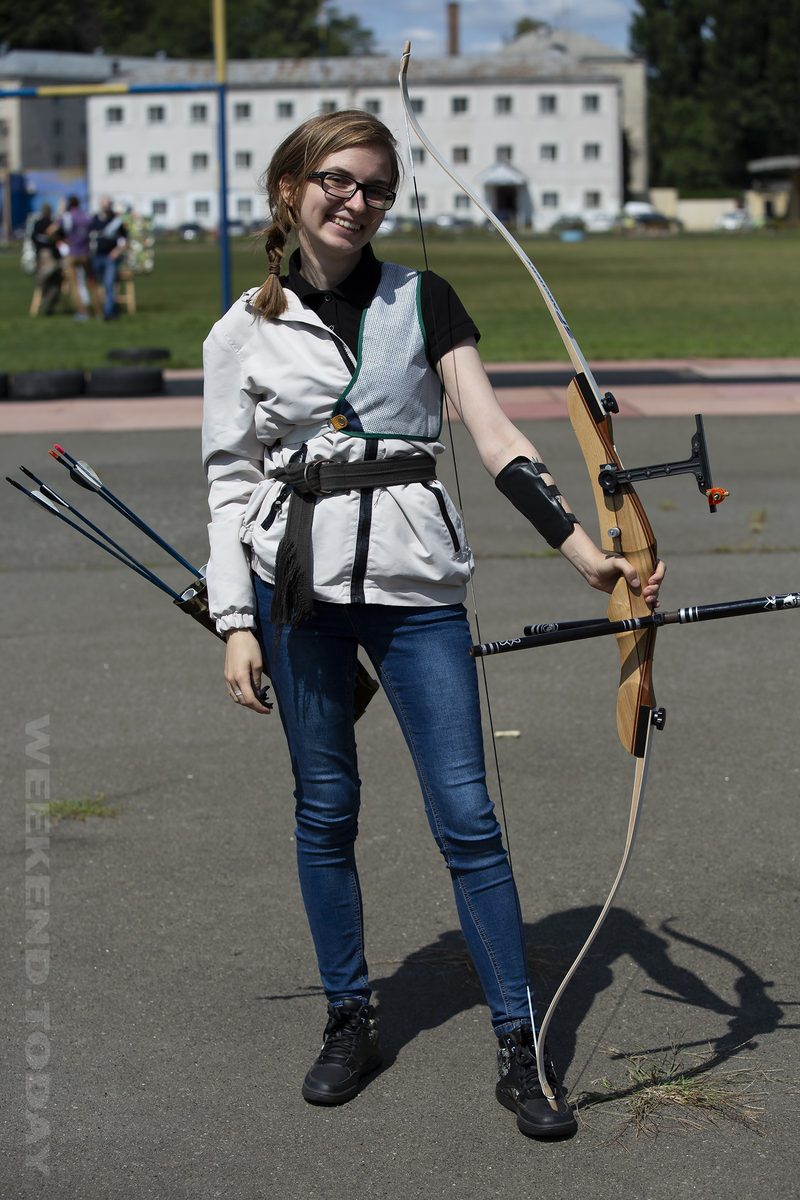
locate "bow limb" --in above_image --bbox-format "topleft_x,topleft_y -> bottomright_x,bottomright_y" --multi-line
400,41 -> 660,1111
530,382 -> 660,1109
400,41 -> 599,391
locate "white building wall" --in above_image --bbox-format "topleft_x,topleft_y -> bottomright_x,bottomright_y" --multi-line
88,77 -> 621,233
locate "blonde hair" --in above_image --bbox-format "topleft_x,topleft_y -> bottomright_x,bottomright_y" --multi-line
250,109 -> 401,320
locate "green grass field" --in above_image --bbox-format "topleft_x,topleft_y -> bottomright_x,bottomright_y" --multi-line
1,229 -> 797,372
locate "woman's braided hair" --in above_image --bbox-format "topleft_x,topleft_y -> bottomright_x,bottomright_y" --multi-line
250,109 -> 402,320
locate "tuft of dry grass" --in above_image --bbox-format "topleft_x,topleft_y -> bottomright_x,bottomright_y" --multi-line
577,1042 -> 770,1138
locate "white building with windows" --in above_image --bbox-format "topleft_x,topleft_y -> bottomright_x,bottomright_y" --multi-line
85,37 -> 636,233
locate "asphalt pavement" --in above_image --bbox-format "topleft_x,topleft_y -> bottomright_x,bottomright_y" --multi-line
1,381 -> 798,1198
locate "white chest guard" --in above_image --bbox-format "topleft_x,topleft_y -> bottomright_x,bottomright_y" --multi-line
332,263 -> 443,441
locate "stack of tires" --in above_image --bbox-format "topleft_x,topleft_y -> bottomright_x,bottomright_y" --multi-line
1,349 -> 171,400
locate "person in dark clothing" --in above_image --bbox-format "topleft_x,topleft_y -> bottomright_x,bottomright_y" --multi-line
89,197 -> 128,320
31,204 -> 64,315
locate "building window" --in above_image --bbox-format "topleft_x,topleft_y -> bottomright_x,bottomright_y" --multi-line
540,143 -> 558,161
410,98 -> 424,114
234,102 -> 252,120
451,96 -> 468,114
192,152 -> 209,170
107,154 -> 125,172
152,200 -> 168,217
147,105 -> 166,123
495,95 -> 513,114
320,100 -> 337,114
149,154 -> 167,172
583,143 -> 601,161
53,119 -> 63,136
454,195 -> 470,211
194,199 -> 211,217
411,146 -> 426,165
541,191 -> 559,208
277,101 -> 294,118
54,151 -> 63,166
190,103 -> 208,123
363,98 -> 381,115
539,94 -> 557,114
453,146 -> 469,164
584,191 -> 602,209
496,145 -> 513,163
236,197 -> 253,217
234,150 -> 252,168
410,194 -> 427,211
583,93 -> 600,113
106,106 -> 124,124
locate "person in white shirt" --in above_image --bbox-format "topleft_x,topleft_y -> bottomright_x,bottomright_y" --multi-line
202,109 -> 664,1139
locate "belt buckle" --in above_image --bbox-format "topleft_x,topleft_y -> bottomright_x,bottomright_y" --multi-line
302,460 -> 331,495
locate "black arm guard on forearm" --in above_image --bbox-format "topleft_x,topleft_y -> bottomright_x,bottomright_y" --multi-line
495,457 -> 579,549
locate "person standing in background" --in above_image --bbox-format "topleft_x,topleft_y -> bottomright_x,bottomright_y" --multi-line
89,197 -> 128,321
31,203 -> 63,316
61,195 -> 94,321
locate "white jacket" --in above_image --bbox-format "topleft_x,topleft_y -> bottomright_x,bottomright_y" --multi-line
202,274 -> 474,634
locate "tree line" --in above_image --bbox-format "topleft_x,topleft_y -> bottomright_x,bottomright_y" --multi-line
0,0 -> 375,59
630,1 -> 800,192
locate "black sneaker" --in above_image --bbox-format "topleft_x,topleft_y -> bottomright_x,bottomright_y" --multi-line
496,1026 -> 578,1138
301,999 -> 382,1105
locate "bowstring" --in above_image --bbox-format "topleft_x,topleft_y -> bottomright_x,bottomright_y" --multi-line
400,108 -> 538,1039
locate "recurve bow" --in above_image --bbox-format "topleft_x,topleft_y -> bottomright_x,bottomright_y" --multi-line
399,41 -> 722,1108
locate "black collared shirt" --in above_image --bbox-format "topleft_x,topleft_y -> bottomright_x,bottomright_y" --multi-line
284,244 -> 479,367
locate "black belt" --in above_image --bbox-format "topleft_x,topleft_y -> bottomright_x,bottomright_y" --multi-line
269,455 -> 437,628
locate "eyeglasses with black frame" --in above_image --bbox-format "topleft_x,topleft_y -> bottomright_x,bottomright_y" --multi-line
307,171 -> 396,211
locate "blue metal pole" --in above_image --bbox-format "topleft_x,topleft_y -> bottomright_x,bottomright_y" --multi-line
216,81 -> 232,313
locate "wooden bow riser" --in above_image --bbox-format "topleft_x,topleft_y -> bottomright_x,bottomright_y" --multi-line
567,375 -> 658,757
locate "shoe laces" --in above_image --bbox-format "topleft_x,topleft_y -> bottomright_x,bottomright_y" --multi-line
317,1004 -> 369,1067
503,1029 -> 559,1099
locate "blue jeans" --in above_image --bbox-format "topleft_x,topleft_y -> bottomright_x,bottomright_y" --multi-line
253,578 -> 533,1034
91,253 -> 119,318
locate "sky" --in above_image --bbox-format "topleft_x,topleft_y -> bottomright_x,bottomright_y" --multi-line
333,0 -> 638,57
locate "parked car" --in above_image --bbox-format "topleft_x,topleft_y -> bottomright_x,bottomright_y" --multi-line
715,210 -> 754,232
430,213 -> 473,230
548,215 -> 586,234
374,214 -> 417,237
584,211 -> 618,233
179,222 -> 205,241
620,202 -> 682,234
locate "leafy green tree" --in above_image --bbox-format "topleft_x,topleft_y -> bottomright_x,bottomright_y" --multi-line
630,0 -> 717,189
0,0 -> 375,58
630,1 -> 800,191
705,3 -> 800,187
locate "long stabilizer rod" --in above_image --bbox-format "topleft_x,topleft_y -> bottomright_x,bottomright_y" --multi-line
473,590 -> 800,657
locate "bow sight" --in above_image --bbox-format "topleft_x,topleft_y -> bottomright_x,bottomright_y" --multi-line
596,405 -> 729,513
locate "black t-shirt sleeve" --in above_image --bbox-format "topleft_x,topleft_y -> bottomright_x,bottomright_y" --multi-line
420,271 -> 480,366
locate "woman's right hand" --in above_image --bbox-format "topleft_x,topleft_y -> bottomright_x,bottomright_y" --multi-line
224,629 -> 272,714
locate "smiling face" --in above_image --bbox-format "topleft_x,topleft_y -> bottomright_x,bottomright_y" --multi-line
283,143 -> 393,286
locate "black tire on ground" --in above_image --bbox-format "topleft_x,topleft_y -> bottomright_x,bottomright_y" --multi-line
0,373 -> 8,399
86,367 -> 164,397
106,347 -> 171,363
8,370 -> 86,400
